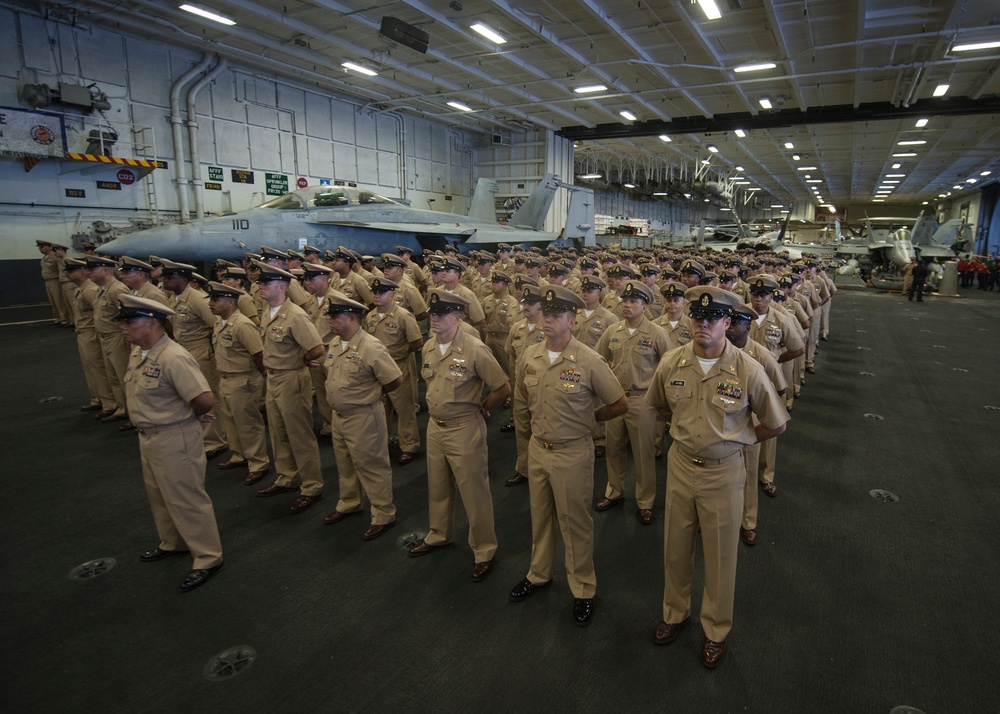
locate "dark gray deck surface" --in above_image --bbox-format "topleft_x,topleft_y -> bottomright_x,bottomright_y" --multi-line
3,287 -> 999,713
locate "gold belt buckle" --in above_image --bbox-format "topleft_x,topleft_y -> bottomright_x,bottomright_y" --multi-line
434,418 -> 446,426
541,441 -> 554,450
692,457 -> 705,466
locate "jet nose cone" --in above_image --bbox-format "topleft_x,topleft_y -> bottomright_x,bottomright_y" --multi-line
99,225 -> 187,259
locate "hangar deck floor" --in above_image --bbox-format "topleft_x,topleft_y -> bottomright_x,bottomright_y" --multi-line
4,287 -> 999,714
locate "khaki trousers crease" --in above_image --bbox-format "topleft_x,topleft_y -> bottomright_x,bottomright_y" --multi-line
219,373 -> 270,471
526,435 -> 597,598
781,360 -> 795,409
184,341 -> 229,452
663,443 -> 743,642
310,362 -> 332,430
139,420 -> 223,570
821,300 -> 832,337
98,331 -> 130,414
45,279 -> 70,323
61,282 -> 77,325
332,403 -> 396,524
757,433 -> 777,486
384,358 -> 420,453
742,443 -> 761,530
604,397 -> 658,508
424,416 -> 497,562
267,368 -> 324,495
77,328 -> 114,408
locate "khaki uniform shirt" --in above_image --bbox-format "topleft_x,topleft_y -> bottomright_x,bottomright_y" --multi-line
404,262 -> 427,292
483,294 -> 520,341
287,279 -> 312,310
644,291 -> 666,321
446,284 -> 486,325
73,279 -> 100,331
334,272 -> 374,306
798,280 -> 821,311
653,314 -> 694,351
515,336 -> 625,442
213,312 -> 264,373
393,280 -> 428,317
739,340 -> 787,395
595,317 -> 672,393
306,293 -> 336,344
40,252 -> 60,280
324,329 -> 402,410
365,304 -> 422,362
504,318 -> 546,368
421,328 -> 508,419
123,335 -> 211,428
134,280 -> 172,308
748,307 -> 805,360
95,278 -> 130,335
237,293 -> 259,322
171,285 -> 216,351
572,305 -> 620,349
260,300 -> 323,370
646,341 -> 789,459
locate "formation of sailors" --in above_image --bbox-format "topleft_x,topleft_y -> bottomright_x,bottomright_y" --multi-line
42,238 -> 837,669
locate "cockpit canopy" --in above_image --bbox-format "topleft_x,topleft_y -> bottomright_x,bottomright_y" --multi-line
259,186 -> 400,210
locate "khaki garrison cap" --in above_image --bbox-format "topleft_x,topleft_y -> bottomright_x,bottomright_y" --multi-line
427,289 -> 471,314
112,294 -> 176,321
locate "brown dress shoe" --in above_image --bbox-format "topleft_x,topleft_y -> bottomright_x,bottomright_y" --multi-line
95,409 -> 116,420
397,451 -> 419,465
741,528 -> 757,546
594,445 -> 606,458
244,469 -> 270,485
118,421 -> 137,432
407,539 -> 450,557
80,403 -> 102,412
471,559 -> 495,582
761,481 -> 778,497
505,473 -> 528,487
701,637 -> 726,668
636,508 -> 654,525
256,483 -> 298,497
652,618 -> 690,645
217,459 -> 248,470
290,494 -> 322,513
102,412 -> 128,423
361,521 -> 395,540
323,507 -> 363,525
595,496 -> 624,511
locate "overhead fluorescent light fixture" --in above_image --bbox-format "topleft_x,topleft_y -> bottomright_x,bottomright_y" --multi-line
470,22 -> 507,44
966,178 -> 977,183
721,207 -> 732,211
922,201 -> 929,205
659,134 -> 672,143
574,84 -> 608,94
784,142 -> 794,149
982,171 -> 993,176
446,101 -> 472,112
771,204 -> 784,208
746,187 -> 761,192
797,166 -> 817,171
933,84 -> 950,97
697,0 -> 722,20
619,110 -> 637,122
579,173 -> 603,180
892,163 -> 902,169
806,179 -> 823,183
826,206 -> 836,213
952,185 -> 963,190
342,61 -> 378,77
735,166 -> 745,171
759,97 -> 773,109
898,140 -> 926,146
701,159 -> 711,164
735,181 -> 751,185
707,145 -> 719,153
653,192 -> 668,196
886,174 -> 906,177
873,199 -> 885,202
882,180 -> 900,184
624,183 -> 636,189
952,40 -> 1000,52
180,4 -> 236,25
735,62 -> 777,73
893,153 -> 917,158
915,118 -> 929,128
780,210 -> 790,214
734,129 -> 747,138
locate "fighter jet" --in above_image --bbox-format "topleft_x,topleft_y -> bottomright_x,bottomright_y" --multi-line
99,173 -> 596,261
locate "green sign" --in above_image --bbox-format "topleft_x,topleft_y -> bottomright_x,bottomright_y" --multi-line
208,166 -> 223,181
265,173 -> 288,196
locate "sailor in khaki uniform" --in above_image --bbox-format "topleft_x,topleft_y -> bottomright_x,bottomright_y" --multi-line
261,246 -> 312,310
647,286 -> 788,668
207,281 -> 271,484
330,246 -> 375,307
37,240 -> 71,326
502,282 -> 546,485
380,253 -> 428,319
253,263 -> 327,513
301,262 -> 339,437
725,304 -> 787,547
160,259 -> 229,453
53,244 -> 77,327
64,258 -> 114,413
117,295 -> 223,593
321,294 -> 403,539
482,270 -> 519,377
507,286 -> 628,626
572,275 -> 620,458
429,257 -> 487,327
594,281 -> 672,524
364,277 -> 424,464
407,290 -> 511,583
396,245 -> 428,295
219,267 -> 261,325
88,255 -> 132,422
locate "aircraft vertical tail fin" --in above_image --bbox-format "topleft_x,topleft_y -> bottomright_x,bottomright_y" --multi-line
696,219 -> 706,248
467,178 -> 499,223
560,185 -> 596,247
509,174 -> 562,230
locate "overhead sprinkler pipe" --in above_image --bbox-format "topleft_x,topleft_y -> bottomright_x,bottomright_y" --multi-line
169,54 -> 214,224
187,56 -> 228,219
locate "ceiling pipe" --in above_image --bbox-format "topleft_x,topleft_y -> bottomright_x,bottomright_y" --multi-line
169,54 -> 214,223
186,56 -> 228,220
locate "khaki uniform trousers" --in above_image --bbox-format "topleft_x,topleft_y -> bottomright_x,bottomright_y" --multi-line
757,432 -> 777,487
604,395 -> 658,509
138,418 -> 223,570
806,320 -> 820,368
267,368 -> 324,496
45,278 -> 70,324
781,360 -> 795,410
513,396 -> 532,477
384,358 -> 421,453
526,435 -> 597,599
820,300 -> 832,338
184,342 -> 229,452
793,354 -> 804,397
77,328 -> 114,409
310,362 -> 333,432
332,403 -> 396,524
485,334 -> 511,379
663,444 -> 744,642
741,442 -> 762,530
61,282 -> 77,325
218,372 -> 270,472
98,331 -> 130,415
424,414 -> 498,562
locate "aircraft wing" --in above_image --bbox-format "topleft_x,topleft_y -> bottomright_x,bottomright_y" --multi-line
837,244 -> 871,256
916,246 -> 955,259
310,219 -> 467,235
